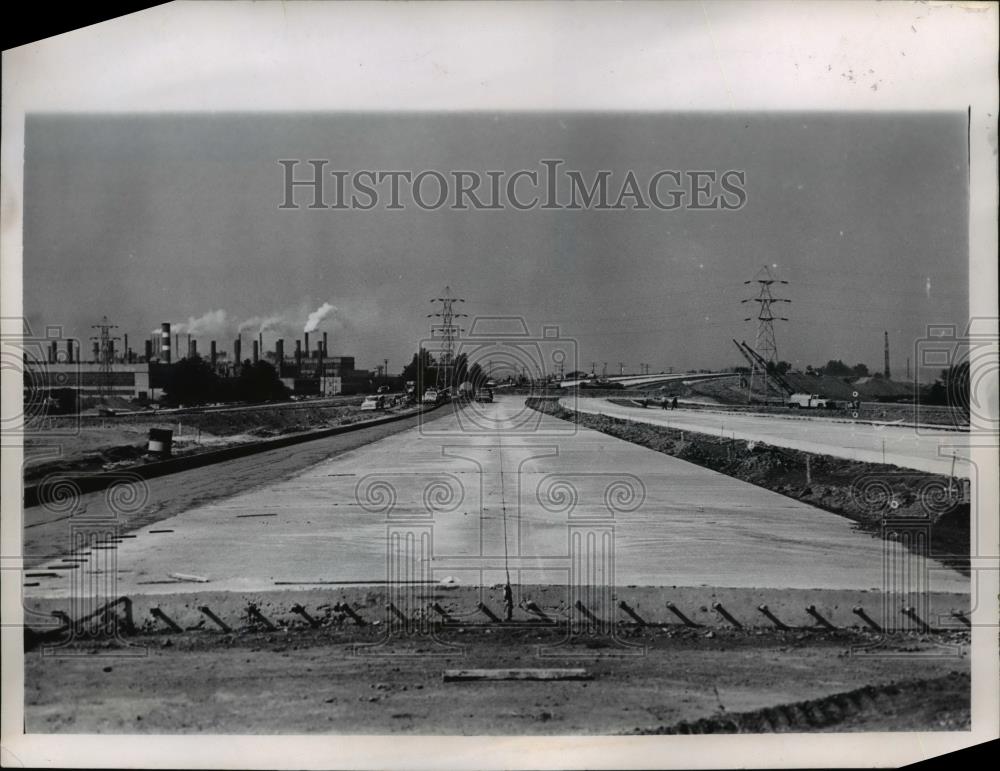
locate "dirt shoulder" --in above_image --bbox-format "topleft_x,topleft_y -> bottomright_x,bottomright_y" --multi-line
527,398 -> 971,576
23,401 -> 408,484
24,622 -> 969,734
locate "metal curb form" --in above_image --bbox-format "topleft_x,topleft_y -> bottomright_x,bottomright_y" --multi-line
25,597 -> 972,642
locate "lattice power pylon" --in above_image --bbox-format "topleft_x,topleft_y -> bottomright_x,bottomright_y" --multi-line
90,315 -> 121,401
427,286 -> 466,389
741,266 -> 789,404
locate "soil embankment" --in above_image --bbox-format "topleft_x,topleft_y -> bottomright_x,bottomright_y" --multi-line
23,401 -> 398,483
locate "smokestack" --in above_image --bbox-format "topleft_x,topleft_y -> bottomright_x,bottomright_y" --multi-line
295,339 -> 302,371
304,332 -> 310,360
252,339 -> 259,363
123,334 -> 128,360
189,339 -> 197,358
144,340 -> 153,361
67,339 -> 75,364
275,339 -> 284,376
883,330 -> 891,379
174,333 -> 179,357
258,332 -> 263,360
210,340 -> 217,368
323,331 -> 328,356
234,337 -> 242,366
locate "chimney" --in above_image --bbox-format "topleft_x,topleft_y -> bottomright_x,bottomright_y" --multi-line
258,332 -> 263,360
275,339 -> 284,375
67,339 -> 75,364
883,330 -> 891,379
189,339 -> 197,358
144,340 -> 153,361
210,340 -> 217,368
323,331 -> 328,356
252,339 -> 259,363
295,339 -> 302,371
304,332 -> 310,360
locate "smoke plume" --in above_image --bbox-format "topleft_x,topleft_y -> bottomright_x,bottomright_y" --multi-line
304,302 -> 336,333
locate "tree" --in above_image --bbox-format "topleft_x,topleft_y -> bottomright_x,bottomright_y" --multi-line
851,363 -> 870,378
767,360 -> 791,375
402,348 -> 437,393
234,361 -> 288,402
925,362 -> 970,413
467,362 -> 485,389
453,352 -> 469,387
162,355 -> 219,406
818,359 -> 852,377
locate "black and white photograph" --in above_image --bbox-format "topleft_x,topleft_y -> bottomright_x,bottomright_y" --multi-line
2,2 -> 997,768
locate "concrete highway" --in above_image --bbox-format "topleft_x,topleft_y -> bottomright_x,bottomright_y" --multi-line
23,396 -> 968,600
567,396 -> 970,477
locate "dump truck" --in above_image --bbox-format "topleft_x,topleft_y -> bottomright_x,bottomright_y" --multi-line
787,393 -> 832,409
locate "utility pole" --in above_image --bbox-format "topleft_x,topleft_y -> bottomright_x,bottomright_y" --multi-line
742,265 -> 790,405
90,316 -> 120,401
427,285 -> 466,390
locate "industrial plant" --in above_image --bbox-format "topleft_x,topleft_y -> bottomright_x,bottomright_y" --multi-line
26,317 -> 387,407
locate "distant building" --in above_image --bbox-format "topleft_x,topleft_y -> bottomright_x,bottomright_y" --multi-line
24,362 -> 167,401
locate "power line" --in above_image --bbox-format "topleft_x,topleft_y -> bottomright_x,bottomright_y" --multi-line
427,285 -> 467,389
741,266 -> 789,404
90,315 -> 120,401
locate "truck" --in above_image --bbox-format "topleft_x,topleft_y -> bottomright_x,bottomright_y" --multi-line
787,393 -> 832,409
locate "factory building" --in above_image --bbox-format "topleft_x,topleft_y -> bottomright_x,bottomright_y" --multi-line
27,362 -> 167,402
26,324 -> 377,404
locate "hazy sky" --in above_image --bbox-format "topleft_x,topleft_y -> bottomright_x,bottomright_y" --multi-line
24,112 -> 967,377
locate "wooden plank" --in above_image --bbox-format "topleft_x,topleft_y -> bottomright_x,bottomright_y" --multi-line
443,668 -> 592,682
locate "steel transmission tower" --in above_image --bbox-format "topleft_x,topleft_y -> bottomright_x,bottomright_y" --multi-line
741,266 -> 789,404
90,315 -> 120,401
427,286 -> 467,389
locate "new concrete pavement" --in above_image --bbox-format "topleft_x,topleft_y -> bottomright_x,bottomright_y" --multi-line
567,396 -> 970,477
24,396 -> 969,599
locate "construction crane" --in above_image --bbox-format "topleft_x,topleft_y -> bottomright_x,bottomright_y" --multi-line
732,339 -> 795,402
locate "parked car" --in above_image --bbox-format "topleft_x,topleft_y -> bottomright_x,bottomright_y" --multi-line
361,395 -> 386,411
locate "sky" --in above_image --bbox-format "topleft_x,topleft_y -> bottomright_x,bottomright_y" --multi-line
23,112 -> 968,378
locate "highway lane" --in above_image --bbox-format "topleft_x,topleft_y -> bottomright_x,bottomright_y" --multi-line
23,396 -> 969,598
567,396 -> 970,477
